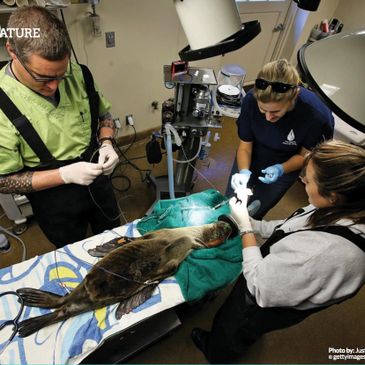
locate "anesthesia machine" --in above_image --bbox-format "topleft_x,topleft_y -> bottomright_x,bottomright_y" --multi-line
147,0 -> 261,203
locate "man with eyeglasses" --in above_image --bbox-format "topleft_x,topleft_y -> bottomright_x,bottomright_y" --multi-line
226,59 -> 334,219
0,6 -> 120,247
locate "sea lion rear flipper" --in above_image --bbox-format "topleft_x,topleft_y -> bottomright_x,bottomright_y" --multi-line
115,284 -> 158,320
18,311 -> 59,338
17,287 -> 64,309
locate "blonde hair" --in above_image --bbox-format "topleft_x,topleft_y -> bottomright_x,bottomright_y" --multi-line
254,59 -> 301,103
303,140 -> 365,226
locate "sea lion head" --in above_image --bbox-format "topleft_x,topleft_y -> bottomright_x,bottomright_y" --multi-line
157,221 -> 232,265
195,221 -> 232,248
170,221 -> 232,249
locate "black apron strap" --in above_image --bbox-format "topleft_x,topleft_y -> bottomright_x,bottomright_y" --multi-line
0,63 -> 100,168
79,63 -> 99,161
309,225 -> 365,253
261,223 -> 365,257
0,88 -> 55,165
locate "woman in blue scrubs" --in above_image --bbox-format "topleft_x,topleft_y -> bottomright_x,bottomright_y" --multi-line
227,59 -> 334,219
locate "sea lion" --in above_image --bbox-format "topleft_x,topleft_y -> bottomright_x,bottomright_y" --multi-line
16,221 -> 232,338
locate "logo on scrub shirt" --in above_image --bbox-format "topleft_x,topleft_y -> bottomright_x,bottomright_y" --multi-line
282,129 -> 297,146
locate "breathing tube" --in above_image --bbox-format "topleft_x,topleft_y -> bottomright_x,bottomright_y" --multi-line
164,123 -> 182,199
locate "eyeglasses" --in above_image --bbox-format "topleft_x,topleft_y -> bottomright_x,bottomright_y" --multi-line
17,56 -> 72,83
255,78 -> 296,93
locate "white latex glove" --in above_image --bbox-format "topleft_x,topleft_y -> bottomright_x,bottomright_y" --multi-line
59,161 -> 103,186
98,143 -> 119,175
229,193 -> 253,236
235,186 -> 253,204
231,169 -> 252,191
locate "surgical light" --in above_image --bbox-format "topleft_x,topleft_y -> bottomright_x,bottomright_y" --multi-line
298,30 -> 365,133
174,0 -> 261,61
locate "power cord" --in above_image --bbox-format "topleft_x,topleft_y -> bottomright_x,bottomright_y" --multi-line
180,142 -> 220,192
122,124 -> 137,155
87,145 -> 128,223
0,226 -> 27,262
115,146 -> 151,183
60,9 -> 79,64
87,127 -> 154,222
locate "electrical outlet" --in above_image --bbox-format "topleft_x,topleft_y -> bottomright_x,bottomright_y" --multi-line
114,117 -> 121,129
105,32 -> 115,48
126,114 -> 134,126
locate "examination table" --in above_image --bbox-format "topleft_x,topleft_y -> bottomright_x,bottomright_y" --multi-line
0,190 -> 242,364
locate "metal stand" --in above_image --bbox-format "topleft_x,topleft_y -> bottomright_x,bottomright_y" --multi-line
146,65 -> 222,215
81,308 -> 181,364
0,193 -> 32,234
146,127 -> 207,215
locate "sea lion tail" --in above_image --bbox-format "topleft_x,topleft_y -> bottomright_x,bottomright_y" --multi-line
17,288 -> 64,308
18,312 -> 59,338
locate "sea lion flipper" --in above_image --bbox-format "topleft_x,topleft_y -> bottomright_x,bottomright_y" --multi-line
88,236 -> 136,258
17,287 -> 64,309
88,241 -> 120,257
115,284 -> 158,320
18,311 -> 59,338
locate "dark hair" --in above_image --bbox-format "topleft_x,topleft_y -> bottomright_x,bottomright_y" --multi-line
303,140 -> 365,227
7,5 -> 71,62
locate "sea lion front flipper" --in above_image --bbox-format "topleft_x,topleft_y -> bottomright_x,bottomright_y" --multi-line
115,284 -> 158,319
88,236 -> 137,258
88,240 -> 122,257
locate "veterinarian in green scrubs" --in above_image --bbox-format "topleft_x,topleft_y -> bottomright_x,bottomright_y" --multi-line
0,5 -> 120,247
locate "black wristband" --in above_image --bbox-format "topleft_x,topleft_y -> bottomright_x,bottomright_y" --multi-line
98,136 -> 114,146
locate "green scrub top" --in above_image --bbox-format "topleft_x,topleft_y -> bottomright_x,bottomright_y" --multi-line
0,62 -> 111,174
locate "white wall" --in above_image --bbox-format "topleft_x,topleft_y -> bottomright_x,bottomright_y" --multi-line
63,0 -> 185,137
287,0 -> 340,64
63,0 -> 223,138
332,0 -> 365,32
2,0 -> 363,138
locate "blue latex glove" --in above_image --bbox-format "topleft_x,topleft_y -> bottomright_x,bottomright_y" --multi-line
231,169 -> 252,191
258,164 -> 284,184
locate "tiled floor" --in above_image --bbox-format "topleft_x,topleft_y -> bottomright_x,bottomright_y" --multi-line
1,118 -> 364,364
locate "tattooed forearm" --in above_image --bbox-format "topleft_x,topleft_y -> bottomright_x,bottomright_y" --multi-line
99,118 -> 115,131
0,171 -> 35,194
